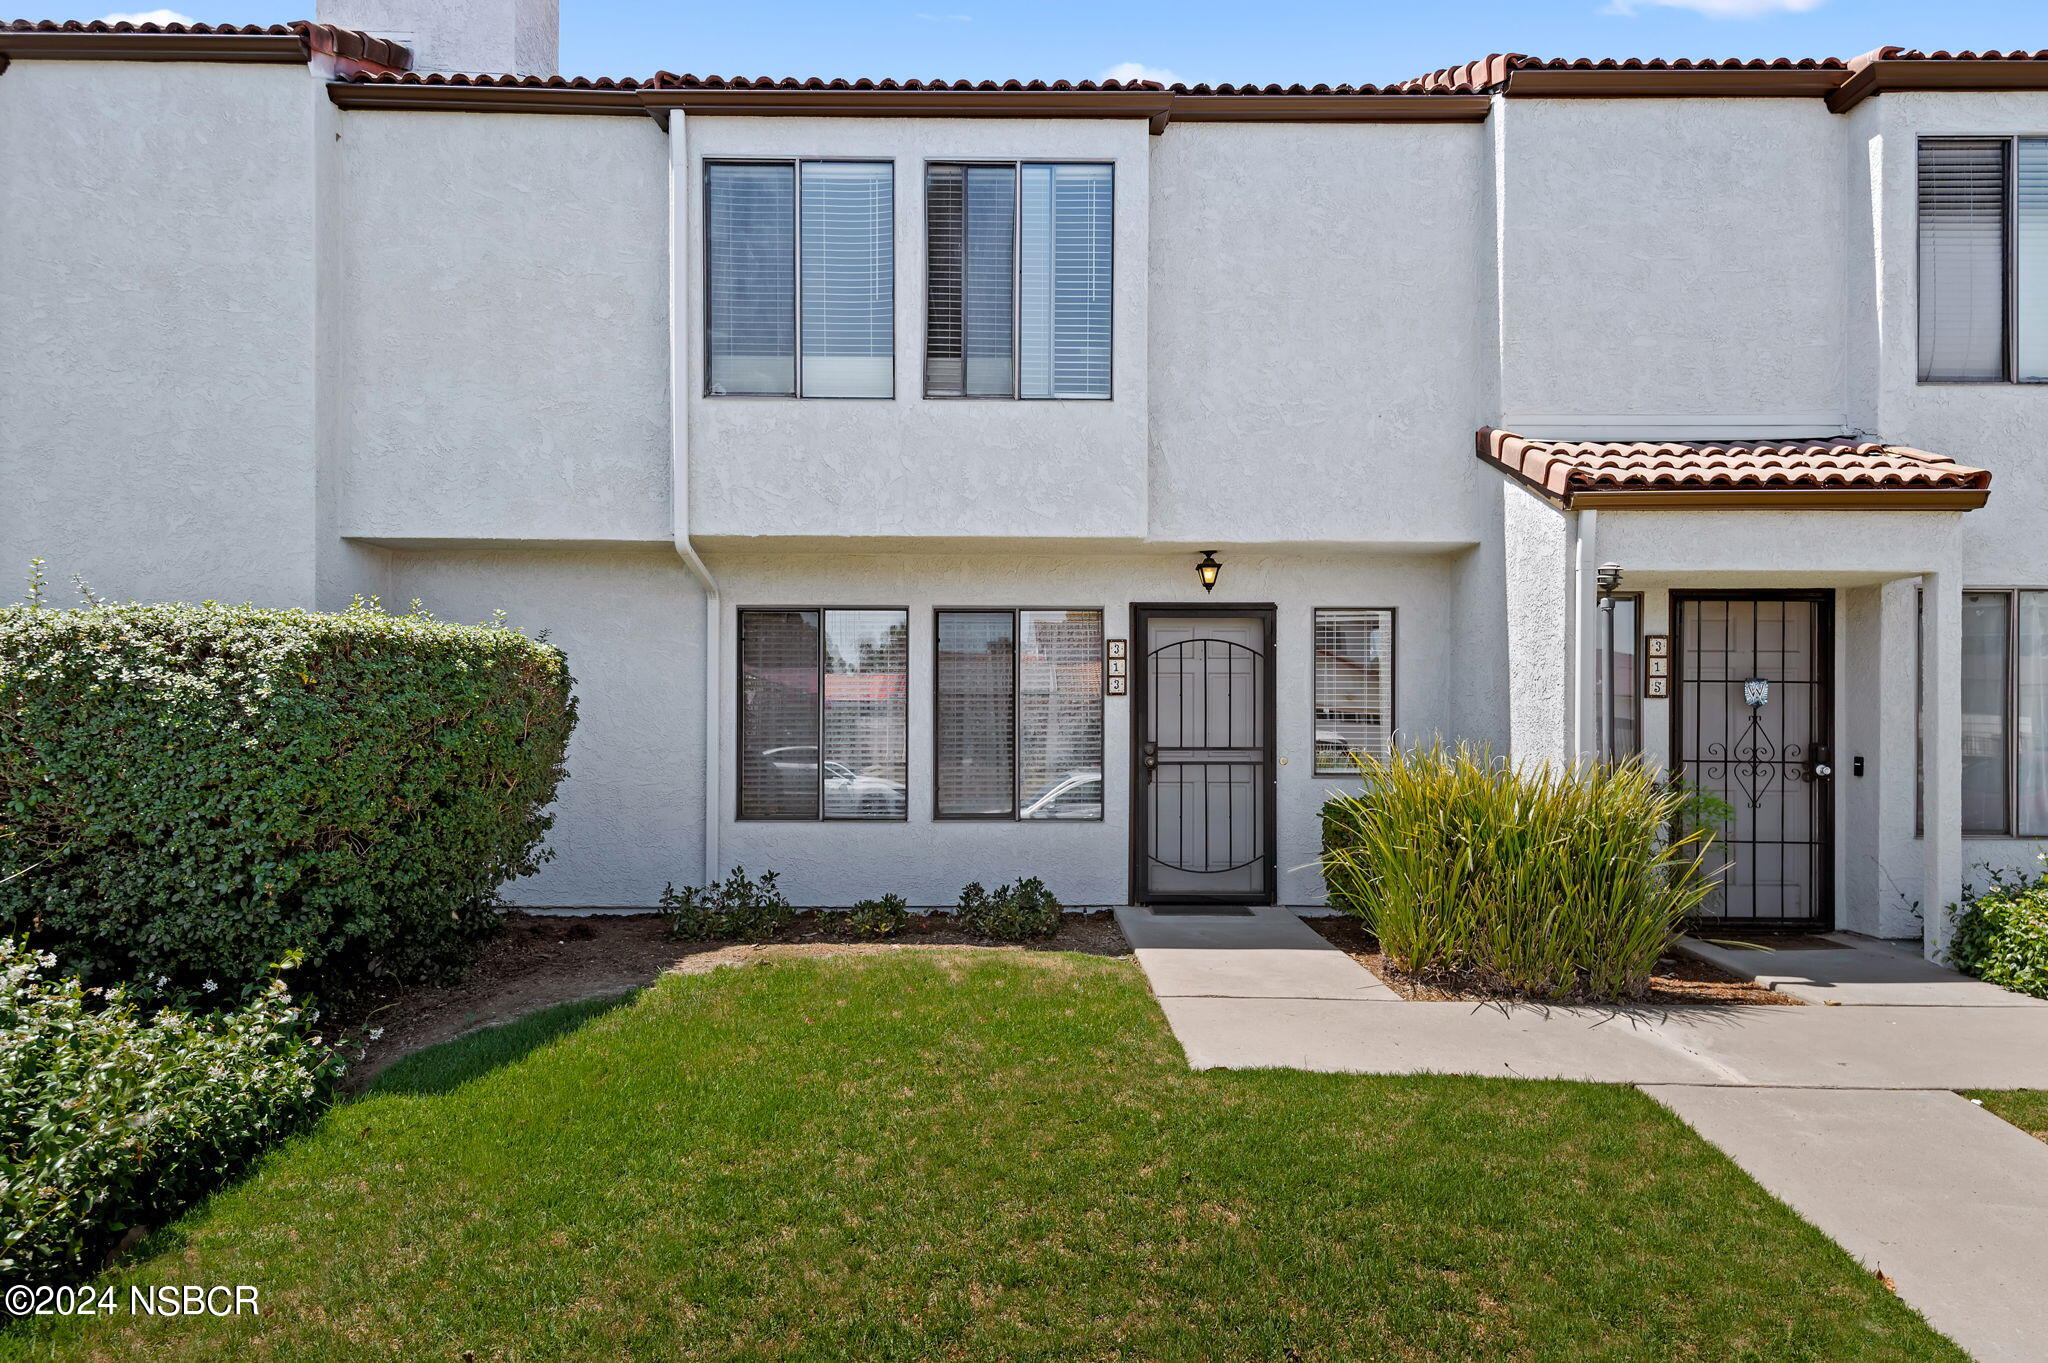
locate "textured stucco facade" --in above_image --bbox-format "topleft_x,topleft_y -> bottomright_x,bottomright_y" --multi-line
3,35 -> 2044,955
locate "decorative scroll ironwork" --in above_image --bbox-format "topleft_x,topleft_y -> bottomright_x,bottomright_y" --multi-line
1146,637 -> 1265,874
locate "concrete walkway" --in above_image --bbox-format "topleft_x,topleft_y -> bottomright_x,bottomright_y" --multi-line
1115,907 -> 2048,1362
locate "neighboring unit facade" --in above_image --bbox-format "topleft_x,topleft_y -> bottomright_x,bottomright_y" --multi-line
4,6 -> 2046,958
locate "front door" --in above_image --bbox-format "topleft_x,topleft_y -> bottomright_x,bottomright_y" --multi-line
1132,606 -> 1277,904
1671,591 -> 1835,930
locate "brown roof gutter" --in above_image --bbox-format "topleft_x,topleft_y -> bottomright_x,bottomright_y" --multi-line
636,85 -> 1175,130
333,79 -> 645,116
1503,67 -> 1846,98
1568,488 -> 1990,511
1829,49 -> 2048,112
0,22 -> 410,75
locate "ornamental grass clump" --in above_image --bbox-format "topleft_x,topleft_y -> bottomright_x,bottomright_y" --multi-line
0,587 -> 576,999
0,938 -> 343,1285
1320,743 -> 1717,1001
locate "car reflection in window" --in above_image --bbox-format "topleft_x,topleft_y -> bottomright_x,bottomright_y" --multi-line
1019,770 -> 1102,821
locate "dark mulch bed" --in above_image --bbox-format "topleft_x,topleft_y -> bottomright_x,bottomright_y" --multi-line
344,909 -> 1127,1086
1303,915 -> 1801,1007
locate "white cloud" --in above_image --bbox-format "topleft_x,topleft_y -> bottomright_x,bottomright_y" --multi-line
99,9 -> 199,23
1603,0 -> 1824,15
1098,61 -> 1178,85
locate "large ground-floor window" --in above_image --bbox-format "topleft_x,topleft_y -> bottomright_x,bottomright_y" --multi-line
934,609 -> 1104,820
738,608 -> 909,820
1960,588 -> 2048,835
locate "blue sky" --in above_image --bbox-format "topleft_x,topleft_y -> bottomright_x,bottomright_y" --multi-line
101,1 -> 2046,85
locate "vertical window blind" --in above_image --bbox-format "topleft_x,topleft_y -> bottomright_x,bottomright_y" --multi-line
1955,589 -> 2048,837
935,609 -> 1103,818
926,163 -> 1111,399
738,608 -> 908,820
2018,138 -> 2048,383
1312,609 -> 1395,774
935,611 -> 1017,816
707,160 -> 893,398
707,163 -> 797,397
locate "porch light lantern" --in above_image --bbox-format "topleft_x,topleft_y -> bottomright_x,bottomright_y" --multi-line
1595,562 -> 1624,600
1196,550 -> 1222,593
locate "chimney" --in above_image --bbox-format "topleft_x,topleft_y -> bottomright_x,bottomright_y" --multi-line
315,0 -> 558,77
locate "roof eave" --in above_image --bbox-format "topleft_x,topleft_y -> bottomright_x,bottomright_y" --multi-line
1565,487 -> 1992,511
1504,67 -> 1846,98
1828,58 -> 2048,113
0,30 -> 308,63
329,81 -> 645,115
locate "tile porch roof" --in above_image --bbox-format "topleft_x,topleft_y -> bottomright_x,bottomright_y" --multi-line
1476,427 -> 1992,511
0,17 -> 408,74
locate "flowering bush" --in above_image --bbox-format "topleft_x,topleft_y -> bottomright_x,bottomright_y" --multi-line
0,585 -> 576,997
1949,859 -> 2048,1000
0,939 -> 343,1285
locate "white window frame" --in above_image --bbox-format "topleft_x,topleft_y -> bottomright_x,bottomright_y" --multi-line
1916,134 -> 2048,385
1311,608 -> 1398,777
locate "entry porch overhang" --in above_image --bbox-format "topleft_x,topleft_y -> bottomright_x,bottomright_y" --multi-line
1476,426 -> 1993,512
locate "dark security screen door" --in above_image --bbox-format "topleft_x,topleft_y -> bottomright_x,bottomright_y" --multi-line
1133,607 -> 1277,904
1672,592 -> 1834,930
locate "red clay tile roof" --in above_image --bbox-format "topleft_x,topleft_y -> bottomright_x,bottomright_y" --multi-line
1398,52 -> 1849,94
646,73 -> 1163,90
1477,427 -> 1992,510
1,17 -> 409,73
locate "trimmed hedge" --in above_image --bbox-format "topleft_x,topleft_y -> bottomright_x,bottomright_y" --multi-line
0,597 -> 575,997
1,939 -> 342,1285
1950,864 -> 2048,1000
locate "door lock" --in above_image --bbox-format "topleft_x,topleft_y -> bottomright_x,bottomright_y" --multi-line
1812,763 -> 1833,778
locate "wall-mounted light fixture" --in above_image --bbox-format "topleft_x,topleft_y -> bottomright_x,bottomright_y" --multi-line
1196,550 -> 1222,593
1595,562 -> 1624,601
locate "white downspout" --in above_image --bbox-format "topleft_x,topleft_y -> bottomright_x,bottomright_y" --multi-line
1571,507 -> 1599,761
667,110 -> 722,882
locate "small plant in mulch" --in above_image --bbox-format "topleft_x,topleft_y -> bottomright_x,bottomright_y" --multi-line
954,878 -> 1063,942
659,867 -> 792,941
842,894 -> 911,939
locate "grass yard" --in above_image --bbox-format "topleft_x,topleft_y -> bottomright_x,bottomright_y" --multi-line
1968,1089 -> 2048,1143
3,951 -> 1957,1362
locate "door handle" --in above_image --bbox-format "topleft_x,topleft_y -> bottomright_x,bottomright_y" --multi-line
1142,743 -> 1157,773
1812,763 -> 1833,778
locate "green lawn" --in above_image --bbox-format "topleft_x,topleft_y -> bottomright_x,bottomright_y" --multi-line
4,952 -> 1957,1361
1968,1089 -> 2048,1143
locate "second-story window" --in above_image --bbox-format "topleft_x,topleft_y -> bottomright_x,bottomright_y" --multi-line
706,160 -> 894,398
925,162 -> 1113,400
1918,137 -> 2048,383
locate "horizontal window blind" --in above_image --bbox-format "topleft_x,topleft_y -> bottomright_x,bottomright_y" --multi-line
1918,138 -> 2008,383
822,610 -> 909,820
2018,138 -> 2048,383
738,609 -> 821,818
800,162 -> 894,399
935,611 -> 1016,816
964,166 -> 1018,397
1018,610 -> 1104,818
1313,609 -> 1395,774
707,163 -> 796,397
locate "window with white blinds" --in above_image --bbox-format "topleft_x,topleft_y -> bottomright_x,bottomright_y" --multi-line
925,163 -> 1112,400
707,160 -> 893,398
1312,609 -> 1396,775
738,608 -> 908,821
935,609 -> 1103,819
1918,137 -> 2048,384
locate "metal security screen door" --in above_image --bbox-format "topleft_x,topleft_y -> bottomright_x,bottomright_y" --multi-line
1671,592 -> 1835,929
1133,607 -> 1277,903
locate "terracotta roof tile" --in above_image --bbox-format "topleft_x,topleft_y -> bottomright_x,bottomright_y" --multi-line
645,72 -> 1164,91
345,70 -> 648,90
1,17 -> 409,73
1476,427 -> 1992,509
1397,52 -> 1848,93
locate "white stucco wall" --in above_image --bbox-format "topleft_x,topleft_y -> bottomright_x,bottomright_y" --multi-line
682,116 -> 1152,543
1146,122 -> 1495,546
315,0 -> 558,77
709,546 -> 1459,906
1495,98 -> 1848,428
336,111 -> 672,543
382,545 -> 708,905
0,61 -> 324,607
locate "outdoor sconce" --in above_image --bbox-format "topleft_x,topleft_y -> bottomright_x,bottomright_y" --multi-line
1196,550 -> 1222,593
1596,562 -> 1624,601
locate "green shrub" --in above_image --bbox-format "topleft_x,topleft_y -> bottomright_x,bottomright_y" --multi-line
660,867 -> 791,941
1320,743 -> 1717,1001
843,894 -> 910,939
0,594 -> 575,999
1,938 -> 343,1285
1948,861 -> 2048,999
955,878 -> 1062,941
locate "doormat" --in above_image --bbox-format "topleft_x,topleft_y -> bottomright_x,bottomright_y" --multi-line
1692,933 -> 1848,951
1147,906 -> 1257,917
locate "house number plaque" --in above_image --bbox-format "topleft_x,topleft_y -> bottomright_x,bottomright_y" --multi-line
1642,635 -> 1670,698
1105,639 -> 1128,695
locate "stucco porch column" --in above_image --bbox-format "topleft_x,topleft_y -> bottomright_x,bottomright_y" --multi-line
1920,569 -> 1964,962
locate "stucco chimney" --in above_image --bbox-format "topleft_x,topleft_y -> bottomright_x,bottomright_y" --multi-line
315,0 -> 558,77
